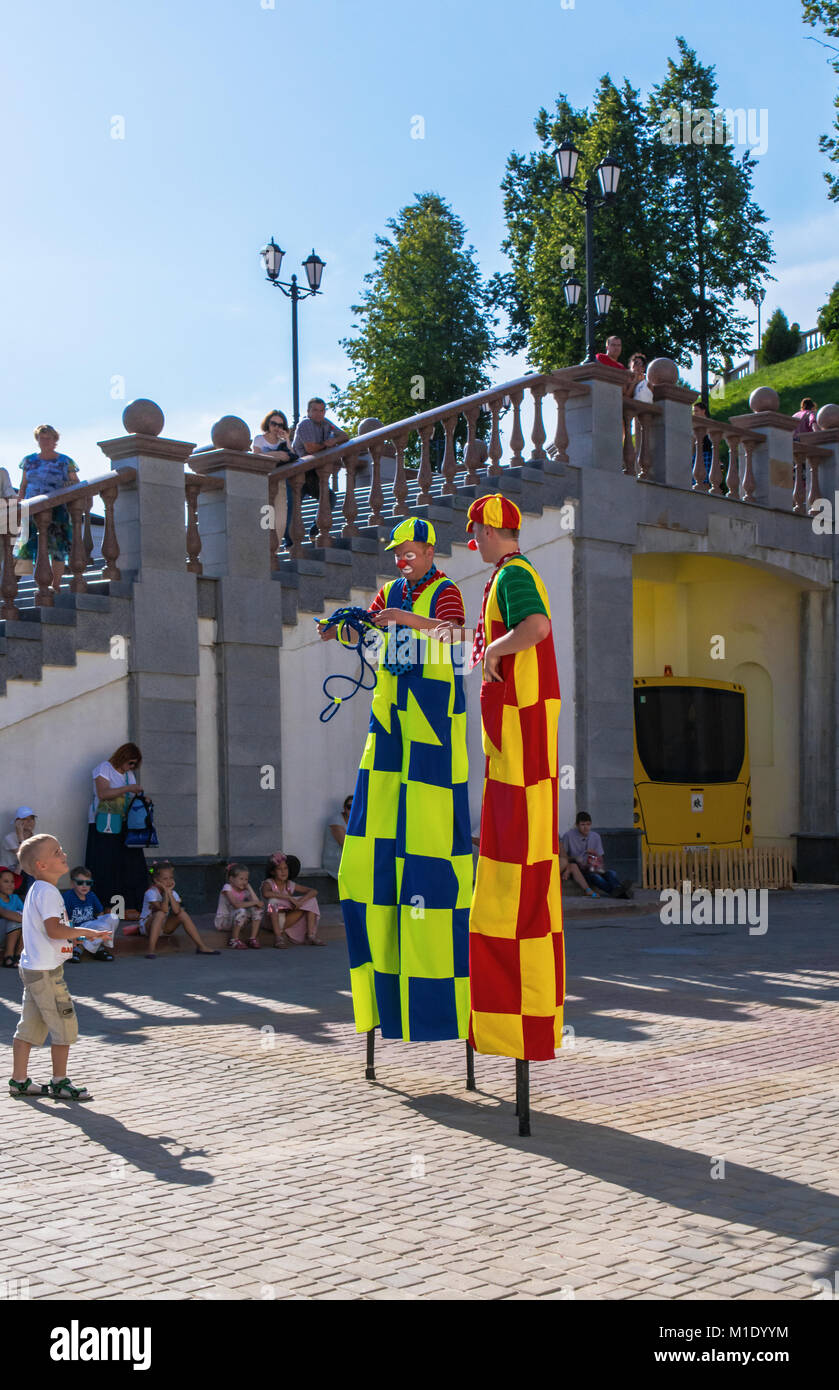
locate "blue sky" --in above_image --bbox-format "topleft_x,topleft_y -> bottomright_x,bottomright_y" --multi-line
1,0 -> 837,476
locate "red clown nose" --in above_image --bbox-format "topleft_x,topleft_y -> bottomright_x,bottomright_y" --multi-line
468,538 -> 479,551
396,557 -> 413,569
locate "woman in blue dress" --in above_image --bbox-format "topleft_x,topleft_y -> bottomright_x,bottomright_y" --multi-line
14,424 -> 79,594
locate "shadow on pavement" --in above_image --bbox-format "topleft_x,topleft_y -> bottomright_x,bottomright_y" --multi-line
17,1099 -> 214,1186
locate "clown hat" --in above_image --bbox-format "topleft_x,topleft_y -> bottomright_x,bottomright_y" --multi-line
385,517 -> 437,550
466,494 -> 523,533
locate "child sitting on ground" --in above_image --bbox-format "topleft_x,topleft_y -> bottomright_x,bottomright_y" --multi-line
9,833 -> 111,1101
215,863 -> 264,950
0,866 -> 24,967
261,853 -> 324,946
62,866 -> 115,962
140,862 -> 220,960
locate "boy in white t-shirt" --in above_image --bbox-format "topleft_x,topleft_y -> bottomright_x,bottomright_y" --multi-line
9,834 -> 110,1102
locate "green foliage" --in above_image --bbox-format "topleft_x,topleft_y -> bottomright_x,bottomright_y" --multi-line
710,342 -> 839,422
802,1 -> 839,201
760,309 -> 801,365
496,38 -> 774,399
818,279 -> 839,342
330,193 -> 497,458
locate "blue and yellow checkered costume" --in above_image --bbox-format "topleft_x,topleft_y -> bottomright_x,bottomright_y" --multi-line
339,574 -> 472,1040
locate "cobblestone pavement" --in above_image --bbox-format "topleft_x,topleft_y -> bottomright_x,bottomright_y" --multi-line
2,890 -> 837,1301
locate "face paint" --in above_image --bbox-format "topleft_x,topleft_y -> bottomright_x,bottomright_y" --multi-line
396,551 -> 417,571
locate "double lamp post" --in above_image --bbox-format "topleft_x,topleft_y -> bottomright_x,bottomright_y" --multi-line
555,139 -> 621,363
260,239 -> 326,430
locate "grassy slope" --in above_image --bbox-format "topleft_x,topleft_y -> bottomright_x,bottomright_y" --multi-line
709,342 -> 839,422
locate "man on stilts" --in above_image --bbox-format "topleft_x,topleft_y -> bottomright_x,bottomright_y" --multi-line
320,518 -> 472,1048
458,495 -> 565,1124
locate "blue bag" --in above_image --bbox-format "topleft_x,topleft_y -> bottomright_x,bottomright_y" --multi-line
124,795 -> 159,848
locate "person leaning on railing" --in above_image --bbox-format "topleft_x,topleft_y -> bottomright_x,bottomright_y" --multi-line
291,397 -> 349,541
792,397 -> 821,441
253,409 -> 298,548
14,425 -> 79,594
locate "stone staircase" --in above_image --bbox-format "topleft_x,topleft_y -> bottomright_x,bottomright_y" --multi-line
0,457 -> 570,697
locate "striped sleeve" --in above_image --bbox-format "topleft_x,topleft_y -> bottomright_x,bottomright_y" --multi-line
367,587 -> 388,615
496,564 -> 548,629
431,582 -> 465,624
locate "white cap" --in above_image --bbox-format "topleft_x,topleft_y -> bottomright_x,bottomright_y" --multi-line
14,806 -> 36,820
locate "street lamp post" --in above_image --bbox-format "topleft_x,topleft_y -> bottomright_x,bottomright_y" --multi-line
260,239 -> 326,429
555,141 -> 621,363
752,288 -> 766,355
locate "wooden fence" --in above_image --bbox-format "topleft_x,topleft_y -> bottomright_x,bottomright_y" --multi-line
643,846 -> 794,892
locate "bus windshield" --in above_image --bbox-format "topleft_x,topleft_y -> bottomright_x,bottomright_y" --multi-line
635,686 -> 746,784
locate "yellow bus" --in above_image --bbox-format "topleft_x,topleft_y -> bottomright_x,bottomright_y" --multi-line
633,676 -> 752,852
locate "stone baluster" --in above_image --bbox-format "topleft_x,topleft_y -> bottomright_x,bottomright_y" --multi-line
289,474 -> 305,558
636,411 -> 653,483
441,413 -> 458,493
622,407 -> 638,476
691,426 -> 709,491
740,441 -> 756,503
529,385 -> 547,462
508,389 -> 525,465
724,433 -> 740,499
463,407 -> 481,485
792,446 -> 807,515
551,386 -> 570,464
100,482 -> 121,580
368,443 -> 386,526
341,458 -> 360,538
1,529 -> 19,620
186,478 -> 204,574
68,497 -> 88,591
806,450 -> 824,515
83,506 -> 93,569
392,434 -> 409,516
34,510 -> 53,607
417,424 -> 434,504
707,427 -> 725,497
487,400 -> 503,476
315,463 -> 334,546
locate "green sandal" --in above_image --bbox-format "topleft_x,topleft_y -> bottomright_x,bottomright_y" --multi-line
9,1077 -> 49,1098
49,1078 -> 93,1103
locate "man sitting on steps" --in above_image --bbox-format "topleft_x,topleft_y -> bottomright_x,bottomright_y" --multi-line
562,811 -> 633,899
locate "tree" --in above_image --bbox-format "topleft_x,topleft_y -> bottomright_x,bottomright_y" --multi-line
331,193 -> 497,459
646,38 -> 774,407
817,280 -> 839,342
493,76 -> 680,369
802,1 -> 839,200
494,40 -> 775,407
760,309 -> 801,364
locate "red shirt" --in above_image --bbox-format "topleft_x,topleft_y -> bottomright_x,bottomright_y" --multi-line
595,353 -> 627,370
369,570 -> 465,624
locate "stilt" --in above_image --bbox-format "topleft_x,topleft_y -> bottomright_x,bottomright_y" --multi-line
365,1029 -> 376,1081
465,1042 -> 476,1091
516,1059 -> 530,1136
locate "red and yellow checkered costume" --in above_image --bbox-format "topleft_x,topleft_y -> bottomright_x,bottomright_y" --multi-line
469,553 -> 565,1061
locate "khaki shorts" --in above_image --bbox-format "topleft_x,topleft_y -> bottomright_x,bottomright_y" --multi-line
14,965 -> 79,1047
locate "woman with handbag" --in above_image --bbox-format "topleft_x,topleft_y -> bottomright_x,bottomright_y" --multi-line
84,742 -> 149,919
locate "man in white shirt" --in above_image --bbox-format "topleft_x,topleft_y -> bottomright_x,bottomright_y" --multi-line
9,834 -> 109,1101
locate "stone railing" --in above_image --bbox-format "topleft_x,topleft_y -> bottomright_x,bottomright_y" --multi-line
185,472 -> 223,575
690,416 -> 760,500
267,371 -> 587,557
0,469 -> 136,617
622,398 -> 661,481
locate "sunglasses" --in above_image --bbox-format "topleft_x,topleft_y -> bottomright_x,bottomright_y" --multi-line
74,878 -> 93,886
269,420 -> 286,429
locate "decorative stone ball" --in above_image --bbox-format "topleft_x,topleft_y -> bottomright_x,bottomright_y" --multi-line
749,386 -> 780,413
646,357 -> 679,387
211,415 -> 252,451
358,417 -> 383,435
817,403 -> 839,430
122,399 -> 164,436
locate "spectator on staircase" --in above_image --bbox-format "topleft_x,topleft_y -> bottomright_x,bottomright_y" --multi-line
595,337 -> 635,397
292,398 -> 348,541
253,409 -> 298,552
793,398 -> 821,440
14,426 -> 79,595
628,353 -> 654,403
